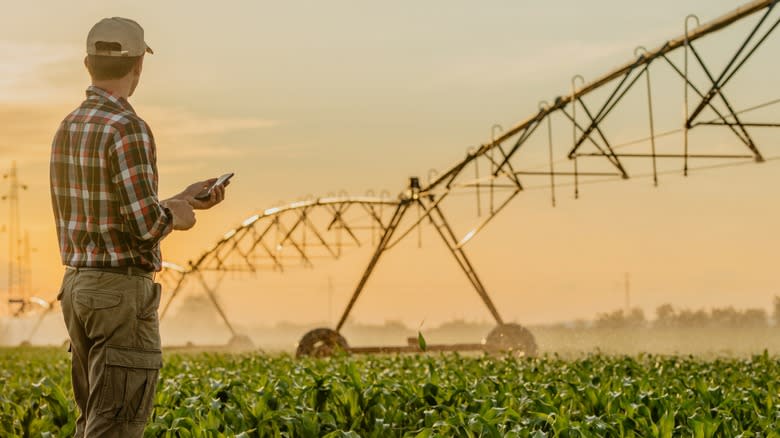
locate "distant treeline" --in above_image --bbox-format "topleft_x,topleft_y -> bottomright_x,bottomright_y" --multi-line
167,292 -> 780,333
588,297 -> 780,329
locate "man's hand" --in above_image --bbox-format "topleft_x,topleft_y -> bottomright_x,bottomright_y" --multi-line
176,179 -> 228,210
164,199 -> 196,230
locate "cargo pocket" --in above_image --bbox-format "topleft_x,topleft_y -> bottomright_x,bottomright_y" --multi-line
137,282 -> 162,350
98,345 -> 162,423
137,282 -> 162,321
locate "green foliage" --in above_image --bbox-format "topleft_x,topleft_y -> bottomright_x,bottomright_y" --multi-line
2,348 -> 780,436
417,331 -> 427,352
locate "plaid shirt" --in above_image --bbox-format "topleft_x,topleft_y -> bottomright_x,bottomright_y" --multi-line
50,86 -> 173,271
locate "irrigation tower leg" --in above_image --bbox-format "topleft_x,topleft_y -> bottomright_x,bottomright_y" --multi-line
159,274 -> 188,321
194,270 -> 237,337
425,202 -> 504,325
335,202 -> 410,332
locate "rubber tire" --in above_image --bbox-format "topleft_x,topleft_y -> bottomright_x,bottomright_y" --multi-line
484,323 -> 538,357
296,328 -> 349,358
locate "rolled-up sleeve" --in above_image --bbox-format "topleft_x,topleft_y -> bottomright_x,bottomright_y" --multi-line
109,120 -> 173,244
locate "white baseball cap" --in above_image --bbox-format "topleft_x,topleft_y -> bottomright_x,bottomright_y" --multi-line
87,17 -> 154,57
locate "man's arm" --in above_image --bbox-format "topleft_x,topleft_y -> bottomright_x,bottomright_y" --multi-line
109,120 -> 193,242
160,198 -> 196,230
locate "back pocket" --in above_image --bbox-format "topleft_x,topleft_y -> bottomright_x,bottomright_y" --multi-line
98,345 -> 163,423
74,290 -> 121,310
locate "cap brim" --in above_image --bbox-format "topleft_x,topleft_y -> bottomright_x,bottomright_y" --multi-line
145,44 -> 154,55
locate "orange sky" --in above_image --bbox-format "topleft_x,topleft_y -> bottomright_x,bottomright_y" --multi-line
1,1 -> 778,327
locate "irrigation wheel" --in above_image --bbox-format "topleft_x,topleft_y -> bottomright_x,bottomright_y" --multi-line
295,328 -> 349,358
484,323 -> 537,357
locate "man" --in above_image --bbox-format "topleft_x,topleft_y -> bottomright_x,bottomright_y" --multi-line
50,17 -> 227,436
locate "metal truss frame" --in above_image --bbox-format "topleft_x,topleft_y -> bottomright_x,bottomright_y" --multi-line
332,179 -> 506,332
156,196 -> 400,335
153,0 -> 780,342
327,0 -> 780,335
420,0 -> 779,247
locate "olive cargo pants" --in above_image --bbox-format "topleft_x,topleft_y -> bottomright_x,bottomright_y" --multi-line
59,268 -> 163,437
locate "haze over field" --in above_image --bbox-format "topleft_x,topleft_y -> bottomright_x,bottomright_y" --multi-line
0,1 -> 778,331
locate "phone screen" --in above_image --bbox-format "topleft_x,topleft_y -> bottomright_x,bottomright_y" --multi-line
214,173 -> 234,187
195,172 -> 234,200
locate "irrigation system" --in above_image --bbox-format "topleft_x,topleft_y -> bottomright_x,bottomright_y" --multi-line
12,0 -> 780,354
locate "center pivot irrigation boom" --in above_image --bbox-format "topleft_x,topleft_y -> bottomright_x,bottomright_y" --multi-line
158,0 -> 780,356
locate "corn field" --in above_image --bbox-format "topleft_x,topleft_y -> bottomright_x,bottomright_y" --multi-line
1,348 -> 779,437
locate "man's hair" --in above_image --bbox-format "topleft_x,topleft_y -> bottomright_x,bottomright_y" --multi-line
86,42 -> 141,80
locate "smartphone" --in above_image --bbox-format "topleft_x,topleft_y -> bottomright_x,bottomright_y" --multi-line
195,172 -> 234,201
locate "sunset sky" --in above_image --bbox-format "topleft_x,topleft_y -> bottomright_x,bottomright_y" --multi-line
1,1 -> 778,330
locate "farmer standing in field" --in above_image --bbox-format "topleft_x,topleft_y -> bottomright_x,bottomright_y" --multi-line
50,17 -> 228,436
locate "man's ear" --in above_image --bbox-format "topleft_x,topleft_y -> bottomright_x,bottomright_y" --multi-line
84,56 -> 97,79
133,56 -> 144,76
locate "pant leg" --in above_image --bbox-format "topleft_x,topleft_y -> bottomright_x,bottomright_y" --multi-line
66,270 -> 163,438
59,269 -> 88,438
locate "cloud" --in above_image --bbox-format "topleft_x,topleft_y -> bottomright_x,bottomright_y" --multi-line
157,143 -> 303,173
0,103 -> 70,165
0,40 -> 82,103
436,40 -> 635,88
431,19 -> 682,91
137,106 -> 284,175
0,42 -> 278,140
142,106 -> 279,137
142,106 -> 281,173
0,104 -> 280,166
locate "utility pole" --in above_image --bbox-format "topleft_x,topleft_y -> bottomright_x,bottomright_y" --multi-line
23,231 -> 33,303
2,162 -> 28,316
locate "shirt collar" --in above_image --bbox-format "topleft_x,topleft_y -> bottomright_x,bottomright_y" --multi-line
86,85 -> 136,113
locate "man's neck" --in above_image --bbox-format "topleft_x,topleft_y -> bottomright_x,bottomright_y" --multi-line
91,79 -> 132,99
